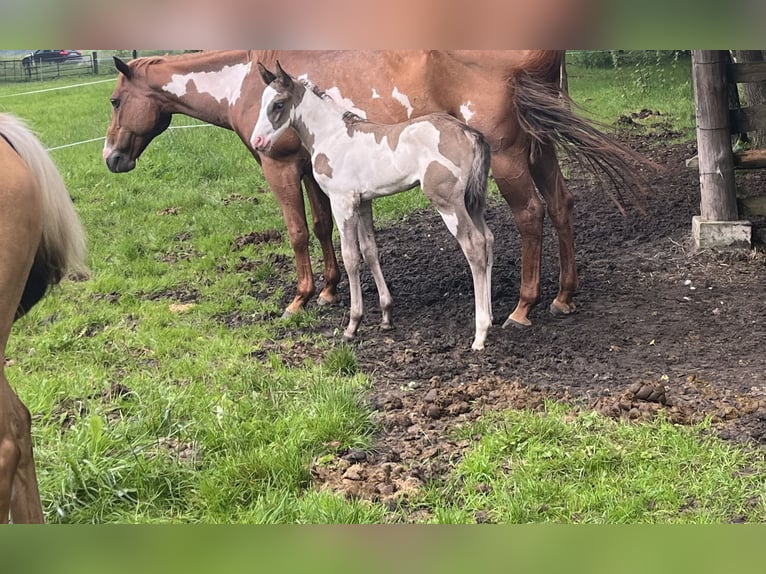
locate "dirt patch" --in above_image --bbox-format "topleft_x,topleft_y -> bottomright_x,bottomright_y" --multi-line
265,130 -> 766,509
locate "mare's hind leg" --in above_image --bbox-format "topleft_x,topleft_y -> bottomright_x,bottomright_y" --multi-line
491,147 -> 545,328
0,198 -> 44,523
302,172 -> 341,306
5,386 -> 43,524
356,200 -> 393,330
529,143 -> 578,316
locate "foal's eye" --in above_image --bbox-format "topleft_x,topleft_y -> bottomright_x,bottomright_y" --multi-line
273,102 -> 284,111
110,98 -> 120,109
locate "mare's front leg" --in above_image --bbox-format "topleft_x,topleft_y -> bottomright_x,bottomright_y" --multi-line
491,147 -> 545,328
356,200 -> 393,330
331,198 -> 365,341
302,172 -> 341,307
260,157 -> 316,316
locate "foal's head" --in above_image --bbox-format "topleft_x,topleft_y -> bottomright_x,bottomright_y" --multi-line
104,57 -> 172,173
250,61 -> 304,153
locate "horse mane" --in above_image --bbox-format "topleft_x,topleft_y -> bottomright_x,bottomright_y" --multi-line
298,78 -> 367,124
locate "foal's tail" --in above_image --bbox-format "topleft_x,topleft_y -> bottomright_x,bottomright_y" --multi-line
464,128 -> 492,218
0,113 -> 88,318
512,69 -> 658,213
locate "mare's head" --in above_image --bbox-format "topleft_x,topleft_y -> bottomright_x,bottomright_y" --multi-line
104,57 -> 172,172
250,61 -> 304,153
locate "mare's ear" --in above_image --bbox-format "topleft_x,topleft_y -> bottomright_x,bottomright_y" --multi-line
274,60 -> 293,87
257,62 -> 276,85
113,57 -> 132,80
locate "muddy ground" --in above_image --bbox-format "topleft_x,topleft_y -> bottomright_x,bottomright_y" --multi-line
248,129 -> 766,512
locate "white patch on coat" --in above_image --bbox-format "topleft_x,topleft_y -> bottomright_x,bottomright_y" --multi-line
371,88 -> 381,99
392,87 -> 414,118
439,211 -> 459,237
460,101 -> 475,122
162,62 -> 251,106
314,86 -> 365,119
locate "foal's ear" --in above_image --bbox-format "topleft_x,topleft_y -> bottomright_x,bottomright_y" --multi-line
274,60 -> 293,87
257,62 -> 276,85
113,57 -> 132,80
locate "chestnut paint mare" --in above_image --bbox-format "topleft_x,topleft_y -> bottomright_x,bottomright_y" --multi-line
252,62 -> 494,349
0,113 -> 87,523
104,50 -> 647,329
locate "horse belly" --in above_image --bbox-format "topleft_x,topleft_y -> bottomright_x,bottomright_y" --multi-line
315,145 -> 419,199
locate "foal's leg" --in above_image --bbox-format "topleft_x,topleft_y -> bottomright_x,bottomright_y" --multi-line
260,157 -> 317,316
330,198 -> 365,341
529,143 -> 578,316
427,177 -> 492,350
356,200 -> 393,330
491,146 -> 545,328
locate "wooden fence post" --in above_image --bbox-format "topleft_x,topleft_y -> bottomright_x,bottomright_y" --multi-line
690,50 -> 751,248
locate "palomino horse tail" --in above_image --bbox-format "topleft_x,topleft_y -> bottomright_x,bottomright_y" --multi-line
512,69 -> 657,214
0,114 -> 88,318
463,128 -> 492,218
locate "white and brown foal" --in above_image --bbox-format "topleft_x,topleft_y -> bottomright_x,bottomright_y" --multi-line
251,62 -> 494,350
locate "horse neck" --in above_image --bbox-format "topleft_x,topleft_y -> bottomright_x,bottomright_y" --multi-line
148,51 -> 252,128
291,86 -> 356,155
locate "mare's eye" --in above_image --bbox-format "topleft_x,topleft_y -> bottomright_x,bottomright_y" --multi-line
110,98 -> 120,109
274,102 -> 284,111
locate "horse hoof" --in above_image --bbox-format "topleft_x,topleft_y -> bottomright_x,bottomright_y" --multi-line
380,322 -> 393,331
317,293 -> 339,307
281,308 -> 294,319
502,316 -> 531,329
550,302 -> 576,317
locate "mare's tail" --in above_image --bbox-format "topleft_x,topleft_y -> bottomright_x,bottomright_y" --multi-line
512,68 -> 659,213
0,113 -> 88,318
464,128 -> 492,218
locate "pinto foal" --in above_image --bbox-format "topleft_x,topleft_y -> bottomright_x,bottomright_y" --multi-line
251,61 -> 494,350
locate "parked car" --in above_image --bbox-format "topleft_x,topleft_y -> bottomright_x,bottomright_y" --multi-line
22,50 -> 84,67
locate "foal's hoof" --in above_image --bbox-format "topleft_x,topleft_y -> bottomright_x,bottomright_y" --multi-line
380,322 -> 394,331
550,301 -> 576,317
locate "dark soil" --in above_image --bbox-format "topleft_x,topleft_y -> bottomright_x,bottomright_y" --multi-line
260,131 -> 766,512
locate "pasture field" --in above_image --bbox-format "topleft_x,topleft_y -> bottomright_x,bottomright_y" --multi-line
1,54 -> 765,523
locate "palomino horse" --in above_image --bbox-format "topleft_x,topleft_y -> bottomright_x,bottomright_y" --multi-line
104,50 -> 647,329
252,62 -> 494,349
0,113 -> 87,523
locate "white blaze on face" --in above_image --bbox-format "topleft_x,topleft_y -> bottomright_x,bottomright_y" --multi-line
392,87 -> 414,118
250,85 -> 280,149
162,62 -> 252,106
460,101 -> 475,123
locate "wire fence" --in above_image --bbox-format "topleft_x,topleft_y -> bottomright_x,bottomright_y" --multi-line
0,50 -> 193,84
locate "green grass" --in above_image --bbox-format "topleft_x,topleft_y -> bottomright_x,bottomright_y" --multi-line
2,54 -> 765,523
566,52 -> 696,141
419,402 -> 766,523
